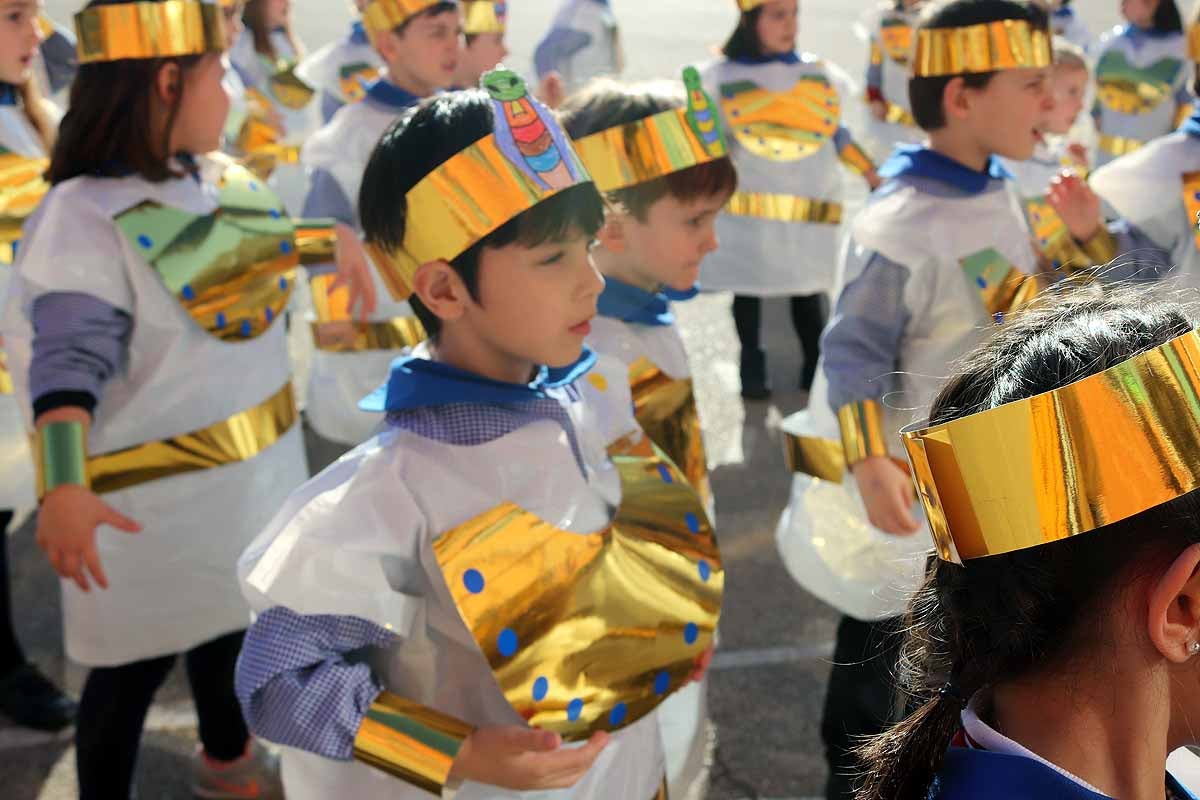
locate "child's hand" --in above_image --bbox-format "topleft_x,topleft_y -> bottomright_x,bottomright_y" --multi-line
868,98 -> 888,122
37,485 -> 141,592
865,168 -> 882,191
852,456 -> 920,536
537,72 -> 566,109
688,645 -> 714,684
449,726 -> 610,790
330,223 -> 378,322
1046,172 -> 1102,242
1066,142 -> 1090,171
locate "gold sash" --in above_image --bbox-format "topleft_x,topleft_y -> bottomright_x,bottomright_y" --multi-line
308,273 -> 428,352
0,150 -> 49,264
627,357 -> 711,509
88,382 -> 297,494
725,190 -> 842,224
432,438 -> 722,740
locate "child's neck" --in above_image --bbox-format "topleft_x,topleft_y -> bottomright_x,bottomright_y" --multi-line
927,127 -> 992,174
434,326 -> 538,385
383,64 -> 435,99
592,248 -> 659,294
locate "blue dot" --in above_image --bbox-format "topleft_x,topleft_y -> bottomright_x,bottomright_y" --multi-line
215,312 -> 227,329
608,702 -> 627,726
1039,238 -> 1048,247
685,512 -> 700,534
993,312 -> 1004,325
240,319 -> 252,337
463,568 -> 485,594
699,560 -> 711,582
268,208 -> 281,219
567,698 -> 583,721
684,622 -> 699,645
278,275 -> 289,290
654,671 -> 671,695
1052,260 -> 1063,271
181,284 -> 195,300
279,240 -> 293,255
532,676 -> 549,701
1193,190 -> 1199,201
657,464 -> 673,483
497,628 -> 519,657
249,181 -> 259,192
136,234 -> 153,249
975,276 -> 987,289
264,307 -> 274,323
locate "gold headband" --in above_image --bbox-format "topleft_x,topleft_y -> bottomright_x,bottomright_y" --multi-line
462,0 -> 504,34
736,0 -> 767,11
571,67 -> 728,193
75,0 -> 225,64
912,19 -> 1051,77
1189,24 -> 1200,62
903,329 -> 1200,564
363,0 -> 450,38
367,67 -> 592,301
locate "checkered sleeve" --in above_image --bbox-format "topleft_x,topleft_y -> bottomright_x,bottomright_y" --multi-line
235,606 -> 399,760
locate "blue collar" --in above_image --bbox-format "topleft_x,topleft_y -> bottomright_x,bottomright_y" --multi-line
731,51 -> 801,66
364,78 -> 421,111
349,20 -> 368,45
878,144 -> 1011,195
662,284 -> 700,301
1120,23 -> 1178,41
597,278 -> 675,326
1053,6 -> 1074,19
0,84 -> 16,107
359,349 -> 598,412
1181,103 -> 1200,137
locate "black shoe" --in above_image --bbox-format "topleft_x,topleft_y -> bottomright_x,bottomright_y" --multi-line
0,662 -> 77,731
740,380 -> 773,401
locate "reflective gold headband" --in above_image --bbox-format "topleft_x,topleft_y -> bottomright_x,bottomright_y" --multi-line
367,68 -> 592,301
736,0 -> 767,11
363,0 -> 452,39
462,0 -> 504,34
571,67 -> 729,193
903,329 -> 1200,564
75,0 -> 225,64
912,19 -> 1051,77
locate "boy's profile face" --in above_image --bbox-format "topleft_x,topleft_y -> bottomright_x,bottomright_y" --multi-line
1045,64 -> 1087,135
608,192 -> 725,293
959,66 -> 1053,161
456,32 -> 508,88
381,8 -> 461,93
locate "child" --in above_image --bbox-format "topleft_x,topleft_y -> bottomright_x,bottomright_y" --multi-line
1035,0 -> 1093,52
1091,0 -> 1189,167
0,0 -> 74,733
857,285 -> 1200,800
299,0 -> 459,452
235,70 -> 722,800
231,0 -> 316,145
453,0 -> 508,90
0,0 -> 360,793
865,0 -> 926,156
295,0 -> 383,123
700,0 -> 881,401
533,0 -> 622,97
559,69 -> 738,798
772,2 -> 1054,796
33,14 -> 77,98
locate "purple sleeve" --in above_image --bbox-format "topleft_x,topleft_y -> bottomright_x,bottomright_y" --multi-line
29,291 -> 132,416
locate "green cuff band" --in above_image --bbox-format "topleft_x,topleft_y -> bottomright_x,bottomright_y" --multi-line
37,421 -> 89,498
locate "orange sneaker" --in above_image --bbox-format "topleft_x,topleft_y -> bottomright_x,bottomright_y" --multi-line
190,740 -> 283,800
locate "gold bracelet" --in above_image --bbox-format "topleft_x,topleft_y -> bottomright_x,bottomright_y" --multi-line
35,420 -> 89,499
837,399 -> 889,466
1076,226 -> 1118,266
353,691 -> 475,794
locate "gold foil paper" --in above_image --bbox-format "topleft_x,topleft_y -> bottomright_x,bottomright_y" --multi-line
308,273 -> 428,352
725,190 -> 842,224
721,75 -> 840,161
114,163 -> 299,342
735,0 -> 766,11
880,19 -> 913,64
628,358 -> 711,510
959,247 -> 1040,322
431,444 -> 722,740
292,220 -> 338,265
837,399 -> 888,465
363,0 -> 444,38
267,60 -> 315,110
88,382 -> 296,494
574,109 -> 725,192
1025,196 -> 1092,272
1190,24 -> 1200,63
0,151 -> 49,264
912,19 -> 1051,78
1184,171 -> 1200,253
1097,132 -> 1144,158
1095,50 -> 1181,116
353,691 -> 473,794
883,101 -> 916,127
904,329 -> 1200,563
1077,227 -> 1118,267
338,62 -> 382,103
75,0 -> 225,64
782,432 -> 845,483
462,1 -> 505,34
838,142 -> 875,176
36,421 -> 90,499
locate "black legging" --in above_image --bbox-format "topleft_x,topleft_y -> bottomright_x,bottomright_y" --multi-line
732,294 -> 828,391
75,630 -> 250,800
0,510 -> 26,672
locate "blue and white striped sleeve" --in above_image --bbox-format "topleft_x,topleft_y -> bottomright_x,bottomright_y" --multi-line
29,291 -> 132,416
302,168 -> 356,226
533,27 -> 591,79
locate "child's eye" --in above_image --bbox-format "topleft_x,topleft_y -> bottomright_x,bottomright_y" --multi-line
539,250 -> 565,265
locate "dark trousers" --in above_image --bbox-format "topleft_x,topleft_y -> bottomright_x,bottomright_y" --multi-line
76,630 -> 250,800
821,614 -> 905,800
0,510 -> 25,672
732,294 -> 828,391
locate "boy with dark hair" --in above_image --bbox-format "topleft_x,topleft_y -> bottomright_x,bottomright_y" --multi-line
236,71 -> 723,800
295,0 -> 383,123
452,0 -> 508,90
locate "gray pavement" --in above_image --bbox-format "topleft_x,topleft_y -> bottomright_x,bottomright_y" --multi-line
6,1 -> 1123,798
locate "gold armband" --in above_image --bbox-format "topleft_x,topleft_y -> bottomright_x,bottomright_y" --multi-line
1076,226 -> 1118,266
353,692 -> 475,794
838,142 -> 875,177
837,399 -> 889,466
293,219 -> 338,265
35,421 -> 89,499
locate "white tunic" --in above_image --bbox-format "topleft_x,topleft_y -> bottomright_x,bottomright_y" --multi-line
239,367 -> 666,800
230,28 -> 318,144
294,27 -> 381,109
538,0 -> 621,94
2,156 -> 309,665
862,2 -> 924,158
700,55 -> 866,296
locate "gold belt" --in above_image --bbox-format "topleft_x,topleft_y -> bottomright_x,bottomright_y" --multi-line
725,191 -> 842,224
783,431 -> 845,483
310,316 -> 428,352
88,382 -> 297,494
1097,133 -> 1144,158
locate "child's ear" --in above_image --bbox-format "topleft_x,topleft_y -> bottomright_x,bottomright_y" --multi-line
411,260 -> 469,323
155,61 -> 183,106
374,29 -> 402,64
941,75 -> 971,123
596,214 -> 627,254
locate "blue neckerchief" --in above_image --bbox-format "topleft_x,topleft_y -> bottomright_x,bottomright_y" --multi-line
1120,22 -> 1178,41
878,144 -> 1011,195
931,746 -> 1199,800
0,84 -> 17,106
1180,102 -> 1200,137
597,277 -> 674,326
349,20 -> 368,45
364,78 -> 420,111
1053,6 -> 1073,19
662,284 -> 700,301
360,348 -> 598,412
731,51 -> 801,66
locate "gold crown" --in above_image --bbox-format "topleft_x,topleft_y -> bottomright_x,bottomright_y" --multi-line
74,0 -> 225,64
363,0 -> 450,39
463,0 -> 504,34
571,67 -> 729,193
735,0 -> 767,11
367,68 -> 592,301
903,330 -> 1200,564
912,19 -> 1051,77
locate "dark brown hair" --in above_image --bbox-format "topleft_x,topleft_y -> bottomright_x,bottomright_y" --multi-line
856,283 -> 1200,799
721,6 -> 766,60
559,78 -> 738,221
47,0 -> 205,184
242,0 -> 301,62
